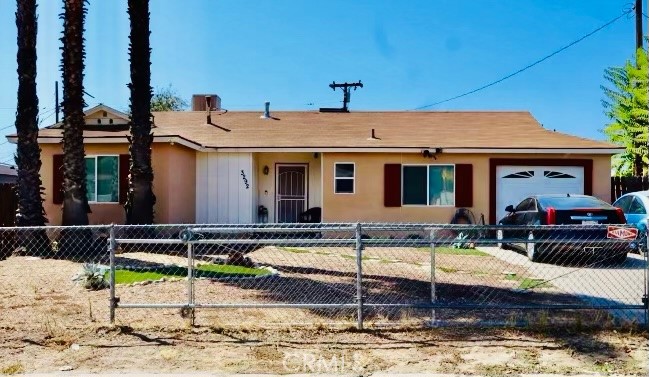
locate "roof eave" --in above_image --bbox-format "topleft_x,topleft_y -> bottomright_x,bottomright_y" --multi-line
5,135 -> 623,155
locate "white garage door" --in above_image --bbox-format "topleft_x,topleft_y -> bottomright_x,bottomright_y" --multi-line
495,166 -> 584,222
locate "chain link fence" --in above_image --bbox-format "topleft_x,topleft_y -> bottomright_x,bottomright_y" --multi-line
0,223 -> 647,331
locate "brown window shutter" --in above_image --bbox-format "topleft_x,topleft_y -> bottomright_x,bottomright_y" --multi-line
384,164 -> 402,207
455,164 -> 473,207
52,154 -> 64,204
119,154 -> 130,204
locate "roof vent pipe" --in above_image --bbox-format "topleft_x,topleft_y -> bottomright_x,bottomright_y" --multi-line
367,128 -> 381,140
261,101 -> 270,119
205,95 -> 212,124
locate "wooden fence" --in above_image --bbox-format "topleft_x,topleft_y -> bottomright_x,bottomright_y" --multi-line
611,176 -> 649,202
0,184 -> 16,227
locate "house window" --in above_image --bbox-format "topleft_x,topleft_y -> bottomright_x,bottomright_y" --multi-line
85,156 -> 119,203
402,165 -> 455,206
334,163 -> 355,194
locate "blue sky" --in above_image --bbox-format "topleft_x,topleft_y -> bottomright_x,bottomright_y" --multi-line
0,0 -> 642,164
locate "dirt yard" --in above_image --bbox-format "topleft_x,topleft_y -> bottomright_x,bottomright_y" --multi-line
0,324 -> 647,374
1,250 -> 648,374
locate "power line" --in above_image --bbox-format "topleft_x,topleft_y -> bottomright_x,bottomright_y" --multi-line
412,7 -> 634,110
0,107 -> 55,132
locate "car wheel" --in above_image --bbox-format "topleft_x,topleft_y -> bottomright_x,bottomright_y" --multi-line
496,229 -> 504,248
526,232 -> 544,262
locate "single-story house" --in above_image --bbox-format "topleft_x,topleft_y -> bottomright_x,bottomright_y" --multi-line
0,163 -> 17,185
5,97 -> 622,225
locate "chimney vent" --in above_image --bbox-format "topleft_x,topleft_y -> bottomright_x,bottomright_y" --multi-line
192,94 -> 221,111
260,101 -> 271,119
205,95 -> 212,124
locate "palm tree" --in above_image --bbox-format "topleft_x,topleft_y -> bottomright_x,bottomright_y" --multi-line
15,0 -> 47,227
60,0 -> 90,226
13,0 -> 50,257
126,0 -> 156,225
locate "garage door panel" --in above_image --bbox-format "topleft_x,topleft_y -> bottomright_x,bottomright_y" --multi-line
496,166 -> 584,222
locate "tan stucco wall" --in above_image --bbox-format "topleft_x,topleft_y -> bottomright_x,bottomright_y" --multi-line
39,142 -> 195,225
321,152 -> 612,224
592,155 -> 612,202
255,152 -> 321,222
152,143 -> 196,224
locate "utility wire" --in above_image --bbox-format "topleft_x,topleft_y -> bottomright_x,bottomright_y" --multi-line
0,107 -> 55,132
412,7 -> 634,110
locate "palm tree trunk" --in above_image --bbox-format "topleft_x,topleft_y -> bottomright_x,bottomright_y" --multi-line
60,0 -> 90,226
14,0 -> 50,256
126,0 -> 156,225
15,0 -> 47,227
57,0 -> 98,259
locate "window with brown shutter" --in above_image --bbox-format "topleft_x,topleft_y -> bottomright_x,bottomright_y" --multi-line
119,154 -> 130,204
52,154 -> 64,204
384,164 -> 401,207
455,164 -> 473,207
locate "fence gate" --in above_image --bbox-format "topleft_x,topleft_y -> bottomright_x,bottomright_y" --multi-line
107,223 -> 649,329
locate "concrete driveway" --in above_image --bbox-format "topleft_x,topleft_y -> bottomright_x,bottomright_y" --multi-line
478,246 -> 648,323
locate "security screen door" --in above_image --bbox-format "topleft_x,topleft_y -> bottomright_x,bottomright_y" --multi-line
276,164 -> 307,223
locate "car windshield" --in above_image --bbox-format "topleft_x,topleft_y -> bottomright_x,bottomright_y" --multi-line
537,196 -> 610,210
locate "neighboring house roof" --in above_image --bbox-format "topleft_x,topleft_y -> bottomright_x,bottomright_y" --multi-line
5,106 -> 622,154
46,104 -> 130,129
0,163 -> 17,184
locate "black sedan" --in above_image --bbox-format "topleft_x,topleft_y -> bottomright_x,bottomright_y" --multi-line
496,194 -> 629,263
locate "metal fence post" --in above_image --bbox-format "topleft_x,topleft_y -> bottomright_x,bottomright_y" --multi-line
644,231 -> 649,330
187,242 -> 195,327
108,224 -> 116,325
355,223 -> 364,330
429,227 -> 437,326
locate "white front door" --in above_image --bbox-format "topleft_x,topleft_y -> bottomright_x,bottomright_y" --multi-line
496,166 -> 584,222
276,164 -> 308,222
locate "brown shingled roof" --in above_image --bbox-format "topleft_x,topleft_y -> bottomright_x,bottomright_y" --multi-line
12,110 -> 619,151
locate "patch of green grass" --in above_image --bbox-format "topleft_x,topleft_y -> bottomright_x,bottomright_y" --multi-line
107,263 -> 270,284
518,278 -> 552,290
279,247 -> 310,254
505,273 -> 552,290
196,263 -> 270,276
418,247 -> 490,256
439,266 -> 459,273
113,270 -> 169,284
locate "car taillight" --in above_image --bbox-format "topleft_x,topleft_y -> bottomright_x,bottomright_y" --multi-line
615,207 -> 626,223
546,207 -> 556,225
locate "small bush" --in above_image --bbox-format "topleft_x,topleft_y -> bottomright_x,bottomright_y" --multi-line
76,263 -> 109,290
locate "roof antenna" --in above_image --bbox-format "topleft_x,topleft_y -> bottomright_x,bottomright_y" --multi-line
320,81 -> 363,113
